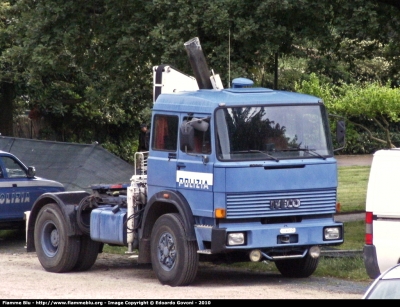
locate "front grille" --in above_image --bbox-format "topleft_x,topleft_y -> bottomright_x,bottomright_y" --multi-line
226,188 -> 336,218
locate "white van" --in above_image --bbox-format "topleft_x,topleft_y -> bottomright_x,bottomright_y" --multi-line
364,149 -> 400,279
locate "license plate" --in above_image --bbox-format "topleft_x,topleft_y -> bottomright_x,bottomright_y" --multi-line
280,227 -> 296,234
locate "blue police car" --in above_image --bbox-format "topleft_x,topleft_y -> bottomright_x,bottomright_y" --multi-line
0,150 -> 65,229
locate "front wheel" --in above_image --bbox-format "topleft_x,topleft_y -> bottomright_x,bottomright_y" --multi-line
150,213 -> 198,286
34,203 -> 80,273
274,252 -> 319,278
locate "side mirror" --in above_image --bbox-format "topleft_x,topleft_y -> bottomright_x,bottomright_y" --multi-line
27,166 -> 36,178
190,118 -> 209,132
336,120 -> 345,145
329,114 -> 346,152
179,121 -> 195,151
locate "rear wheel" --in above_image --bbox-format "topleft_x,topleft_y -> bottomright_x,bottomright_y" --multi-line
34,203 -> 80,273
72,235 -> 102,271
150,213 -> 198,286
274,252 -> 319,278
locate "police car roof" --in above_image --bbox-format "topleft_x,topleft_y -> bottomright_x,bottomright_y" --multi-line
153,87 -> 323,113
0,150 -> 27,165
0,150 -> 15,156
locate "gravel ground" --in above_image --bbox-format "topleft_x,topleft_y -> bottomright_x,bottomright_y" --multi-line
0,245 -> 370,300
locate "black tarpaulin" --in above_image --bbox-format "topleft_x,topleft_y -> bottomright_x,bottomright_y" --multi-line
0,136 -> 135,192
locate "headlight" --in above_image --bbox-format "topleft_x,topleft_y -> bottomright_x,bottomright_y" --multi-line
309,246 -> 321,258
249,250 -> 262,262
227,232 -> 245,245
324,227 -> 341,240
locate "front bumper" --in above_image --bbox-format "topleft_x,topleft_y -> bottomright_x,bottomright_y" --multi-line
194,220 -> 344,254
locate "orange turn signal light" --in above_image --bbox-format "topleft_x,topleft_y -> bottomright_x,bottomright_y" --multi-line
336,202 -> 341,213
215,208 -> 226,218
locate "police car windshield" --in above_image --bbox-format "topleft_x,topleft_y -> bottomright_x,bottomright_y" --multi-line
1,156 -> 27,178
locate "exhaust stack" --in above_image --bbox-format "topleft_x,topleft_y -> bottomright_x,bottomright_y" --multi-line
184,37 -> 213,89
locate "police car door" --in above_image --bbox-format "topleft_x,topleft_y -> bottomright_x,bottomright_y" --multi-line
0,155 -> 35,222
177,114 -> 214,215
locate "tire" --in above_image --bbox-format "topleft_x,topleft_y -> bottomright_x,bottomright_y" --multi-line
274,252 -> 319,278
150,213 -> 198,286
34,203 -> 80,273
72,235 -> 101,272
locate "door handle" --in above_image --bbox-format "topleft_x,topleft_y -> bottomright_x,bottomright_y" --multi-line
177,162 -> 186,170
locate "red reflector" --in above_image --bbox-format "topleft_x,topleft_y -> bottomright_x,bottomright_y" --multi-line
110,184 -> 123,189
365,233 -> 373,245
365,211 -> 373,244
365,211 -> 373,224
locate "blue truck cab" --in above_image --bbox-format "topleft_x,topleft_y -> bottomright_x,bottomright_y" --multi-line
25,37 -> 345,287
0,150 -> 65,229
140,72 -> 345,284
149,84 -> 342,248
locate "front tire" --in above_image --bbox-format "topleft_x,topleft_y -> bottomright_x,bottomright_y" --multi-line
150,213 -> 198,286
34,203 -> 80,273
274,252 -> 319,278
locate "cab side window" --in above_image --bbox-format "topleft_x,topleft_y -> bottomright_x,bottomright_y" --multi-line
152,115 -> 179,151
181,116 -> 211,154
2,156 -> 27,178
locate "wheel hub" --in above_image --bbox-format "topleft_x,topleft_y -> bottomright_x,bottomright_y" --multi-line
41,220 -> 60,257
158,232 -> 176,270
50,229 -> 59,247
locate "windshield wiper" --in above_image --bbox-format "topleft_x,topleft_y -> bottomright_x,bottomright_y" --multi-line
231,150 -> 279,162
281,148 -> 326,160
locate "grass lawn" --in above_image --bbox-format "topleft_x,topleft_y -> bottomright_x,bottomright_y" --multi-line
337,166 -> 370,213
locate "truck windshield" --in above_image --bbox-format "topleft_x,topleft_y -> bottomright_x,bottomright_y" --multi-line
215,104 -> 333,161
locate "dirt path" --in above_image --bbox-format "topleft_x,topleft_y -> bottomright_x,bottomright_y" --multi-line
336,154 -> 373,167
0,231 -> 370,300
0,251 -> 369,299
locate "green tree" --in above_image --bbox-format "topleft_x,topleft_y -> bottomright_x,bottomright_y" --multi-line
0,0 -> 156,161
1,0 -> 400,159
0,1 -> 16,136
1,0 -> 338,144
296,74 -> 400,150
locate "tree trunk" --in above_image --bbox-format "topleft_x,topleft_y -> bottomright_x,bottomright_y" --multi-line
0,82 -> 15,137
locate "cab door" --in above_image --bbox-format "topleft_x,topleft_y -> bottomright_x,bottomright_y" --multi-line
147,113 -> 179,191
176,114 -> 214,217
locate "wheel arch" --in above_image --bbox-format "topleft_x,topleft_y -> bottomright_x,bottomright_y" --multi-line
26,191 -> 91,252
138,189 -> 196,263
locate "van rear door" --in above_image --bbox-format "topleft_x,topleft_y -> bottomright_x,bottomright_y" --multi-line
366,149 -> 400,275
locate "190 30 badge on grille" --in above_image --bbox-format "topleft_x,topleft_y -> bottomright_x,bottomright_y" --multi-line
270,198 -> 301,210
